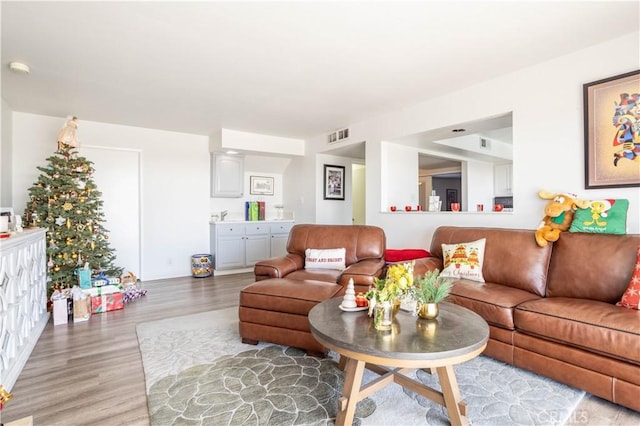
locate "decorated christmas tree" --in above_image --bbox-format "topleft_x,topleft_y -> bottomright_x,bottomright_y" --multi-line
22,117 -> 122,292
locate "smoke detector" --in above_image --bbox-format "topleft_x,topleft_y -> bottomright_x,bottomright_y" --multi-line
9,62 -> 30,75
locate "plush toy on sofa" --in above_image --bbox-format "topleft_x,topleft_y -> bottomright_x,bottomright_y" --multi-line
535,190 -> 589,247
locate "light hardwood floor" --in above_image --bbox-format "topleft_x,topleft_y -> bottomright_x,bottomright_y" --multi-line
1,273 -> 638,425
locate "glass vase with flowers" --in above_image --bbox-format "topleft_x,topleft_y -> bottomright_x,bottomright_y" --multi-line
366,261 -> 414,329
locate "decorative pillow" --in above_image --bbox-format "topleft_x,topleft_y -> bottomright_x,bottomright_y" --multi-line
385,249 -> 430,263
440,238 -> 486,283
569,198 -> 629,235
305,248 -> 346,270
617,246 -> 640,310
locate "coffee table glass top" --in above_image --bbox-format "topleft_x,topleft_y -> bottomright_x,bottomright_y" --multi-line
309,298 -> 489,362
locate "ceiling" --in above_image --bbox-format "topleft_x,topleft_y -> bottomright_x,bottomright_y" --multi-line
2,1 -> 638,140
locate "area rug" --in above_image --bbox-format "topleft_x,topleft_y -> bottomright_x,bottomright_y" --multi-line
136,308 -> 585,425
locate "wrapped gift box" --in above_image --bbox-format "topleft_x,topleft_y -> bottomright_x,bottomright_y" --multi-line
84,285 -> 124,313
91,276 -> 121,287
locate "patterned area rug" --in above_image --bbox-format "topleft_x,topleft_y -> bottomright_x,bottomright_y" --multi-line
136,308 -> 585,425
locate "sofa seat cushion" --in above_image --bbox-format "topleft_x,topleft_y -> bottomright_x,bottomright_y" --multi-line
515,297 -> 640,364
240,278 -> 343,316
284,269 -> 342,284
449,281 -> 541,330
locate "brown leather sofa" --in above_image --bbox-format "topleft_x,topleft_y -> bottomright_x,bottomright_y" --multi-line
415,226 -> 640,412
239,224 -> 386,355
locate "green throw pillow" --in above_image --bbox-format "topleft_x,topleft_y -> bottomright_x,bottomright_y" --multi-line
569,199 -> 629,235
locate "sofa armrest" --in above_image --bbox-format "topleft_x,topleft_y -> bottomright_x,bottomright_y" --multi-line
413,257 -> 444,277
339,258 -> 386,290
254,254 -> 304,280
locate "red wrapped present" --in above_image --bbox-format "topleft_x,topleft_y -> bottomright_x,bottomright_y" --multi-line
85,285 -> 124,313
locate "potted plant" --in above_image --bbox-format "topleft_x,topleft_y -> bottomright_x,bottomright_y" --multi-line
410,269 -> 452,319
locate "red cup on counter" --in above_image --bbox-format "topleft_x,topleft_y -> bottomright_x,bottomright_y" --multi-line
405,205 -> 412,212
390,205 -> 397,212
416,205 -> 422,211
451,203 -> 460,212
476,204 -> 484,212
493,204 -> 504,212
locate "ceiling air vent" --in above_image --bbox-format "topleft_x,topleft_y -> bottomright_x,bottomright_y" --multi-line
480,137 -> 491,149
328,127 -> 350,144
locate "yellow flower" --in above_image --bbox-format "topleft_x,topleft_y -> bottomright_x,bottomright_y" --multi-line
367,261 -> 415,303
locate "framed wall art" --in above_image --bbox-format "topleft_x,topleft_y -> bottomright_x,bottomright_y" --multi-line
249,176 -> 274,195
584,70 -> 640,189
323,164 -> 345,200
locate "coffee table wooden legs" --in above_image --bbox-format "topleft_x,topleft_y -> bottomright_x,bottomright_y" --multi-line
336,357 -> 366,426
437,364 -> 467,426
335,357 -> 468,426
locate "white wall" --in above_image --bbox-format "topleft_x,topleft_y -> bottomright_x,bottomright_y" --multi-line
282,154 -> 316,224
315,154 -> 353,224
11,113 -> 210,280
306,32 -> 640,248
1,99 -> 12,206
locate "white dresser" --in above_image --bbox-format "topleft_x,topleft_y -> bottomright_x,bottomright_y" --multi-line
0,228 -> 49,391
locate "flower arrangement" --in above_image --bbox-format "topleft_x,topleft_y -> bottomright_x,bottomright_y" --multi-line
367,261 -> 414,303
410,268 -> 452,305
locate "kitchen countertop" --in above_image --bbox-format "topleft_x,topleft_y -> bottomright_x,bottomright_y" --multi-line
210,219 -> 294,224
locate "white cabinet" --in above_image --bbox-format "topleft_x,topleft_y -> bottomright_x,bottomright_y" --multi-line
494,163 -> 513,196
213,224 -> 246,269
0,228 -> 49,391
270,222 -> 294,258
211,154 -> 244,197
245,223 -> 270,266
211,221 -> 294,271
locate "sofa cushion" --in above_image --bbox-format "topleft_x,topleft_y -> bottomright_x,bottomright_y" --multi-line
515,297 -> 640,364
429,227 -> 552,297
285,269 -> 342,284
448,281 -> 541,330
240,278 -> 343,316
618,245 -> 640,310
546,232 -> 640,302
440,238 -> 486,282
304,248 -> 346,270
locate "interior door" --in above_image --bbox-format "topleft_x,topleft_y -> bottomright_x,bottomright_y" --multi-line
80,146 -> 142,278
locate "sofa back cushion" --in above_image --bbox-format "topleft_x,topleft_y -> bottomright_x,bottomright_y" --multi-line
546,232 -> 640,302
287,224 -> 385,266
430,226 -> 552,297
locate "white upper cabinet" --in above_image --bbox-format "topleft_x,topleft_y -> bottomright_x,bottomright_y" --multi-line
211,154 -> 244,197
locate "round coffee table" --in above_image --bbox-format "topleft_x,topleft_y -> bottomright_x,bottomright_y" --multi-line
309,298 -> 489,426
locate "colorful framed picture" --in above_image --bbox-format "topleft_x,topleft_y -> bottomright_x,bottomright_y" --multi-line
584,70 -> 640,189
323,164 -> 345,200
249,176 -> 274,195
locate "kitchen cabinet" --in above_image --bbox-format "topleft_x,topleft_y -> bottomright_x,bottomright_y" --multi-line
494,163 -> 513,196
213,224 -> 246,269
211,154 -> 244,197
210,221 -> 294,271
245,223 -> 270,266
270,222 -> 294,258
